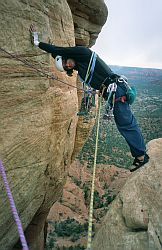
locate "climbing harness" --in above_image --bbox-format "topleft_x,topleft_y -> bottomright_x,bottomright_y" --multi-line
0,160 -> 29,250
86,96 -> 102,250
102,76 -> 136,121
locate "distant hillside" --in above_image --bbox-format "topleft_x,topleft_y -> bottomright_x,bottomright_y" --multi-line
110,65 -> 162,84
110,65 -> 162,76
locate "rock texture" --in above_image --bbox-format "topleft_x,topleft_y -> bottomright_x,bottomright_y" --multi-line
67,0 -> 108,46
71,77 -> 97,160
92,138 -> 162,250
0,1 -> 108,250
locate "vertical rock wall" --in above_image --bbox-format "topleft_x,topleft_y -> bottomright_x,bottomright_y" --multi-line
0,0 -> 108,249
0,1 -> 78,249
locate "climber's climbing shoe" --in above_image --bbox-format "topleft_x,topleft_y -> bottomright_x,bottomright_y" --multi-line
129,153 -> 150,172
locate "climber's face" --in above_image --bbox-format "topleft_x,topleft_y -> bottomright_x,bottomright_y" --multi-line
62,58 -> 75,70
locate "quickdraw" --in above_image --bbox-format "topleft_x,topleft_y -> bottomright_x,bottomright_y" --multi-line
78,52 -> 97,116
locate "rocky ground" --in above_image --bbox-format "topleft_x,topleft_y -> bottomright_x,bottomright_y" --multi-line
47,160 -> 130,249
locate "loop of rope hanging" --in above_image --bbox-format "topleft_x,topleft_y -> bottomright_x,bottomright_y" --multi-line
0,46 -> 87,93
0,160 -> 29,250
86,96 -> 102,250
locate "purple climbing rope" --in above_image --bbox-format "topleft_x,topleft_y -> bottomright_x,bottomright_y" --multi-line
0,160 -> 29,250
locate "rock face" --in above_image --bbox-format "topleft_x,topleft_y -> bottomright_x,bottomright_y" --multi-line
0,0 -> 107,250
92,138 -> 162,250
67,0 -> 108,46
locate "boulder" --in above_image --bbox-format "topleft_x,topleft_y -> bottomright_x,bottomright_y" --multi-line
92,138 -> 162,250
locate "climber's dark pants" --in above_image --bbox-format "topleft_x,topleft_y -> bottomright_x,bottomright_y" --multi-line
113,83 -> 146,157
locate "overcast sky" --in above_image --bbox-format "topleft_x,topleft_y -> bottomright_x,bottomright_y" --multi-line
92,0 -> 162,69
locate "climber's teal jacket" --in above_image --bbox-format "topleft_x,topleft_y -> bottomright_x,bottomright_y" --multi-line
39,42 -> 118,90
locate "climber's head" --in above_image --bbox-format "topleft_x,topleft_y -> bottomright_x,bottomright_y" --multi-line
55,56 -> 75,76
62,58 -> 75,70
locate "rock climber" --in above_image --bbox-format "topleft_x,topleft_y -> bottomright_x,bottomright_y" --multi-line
29,24 -> 149,172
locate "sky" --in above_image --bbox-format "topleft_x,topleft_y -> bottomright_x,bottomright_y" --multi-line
92,0 -> 162,69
